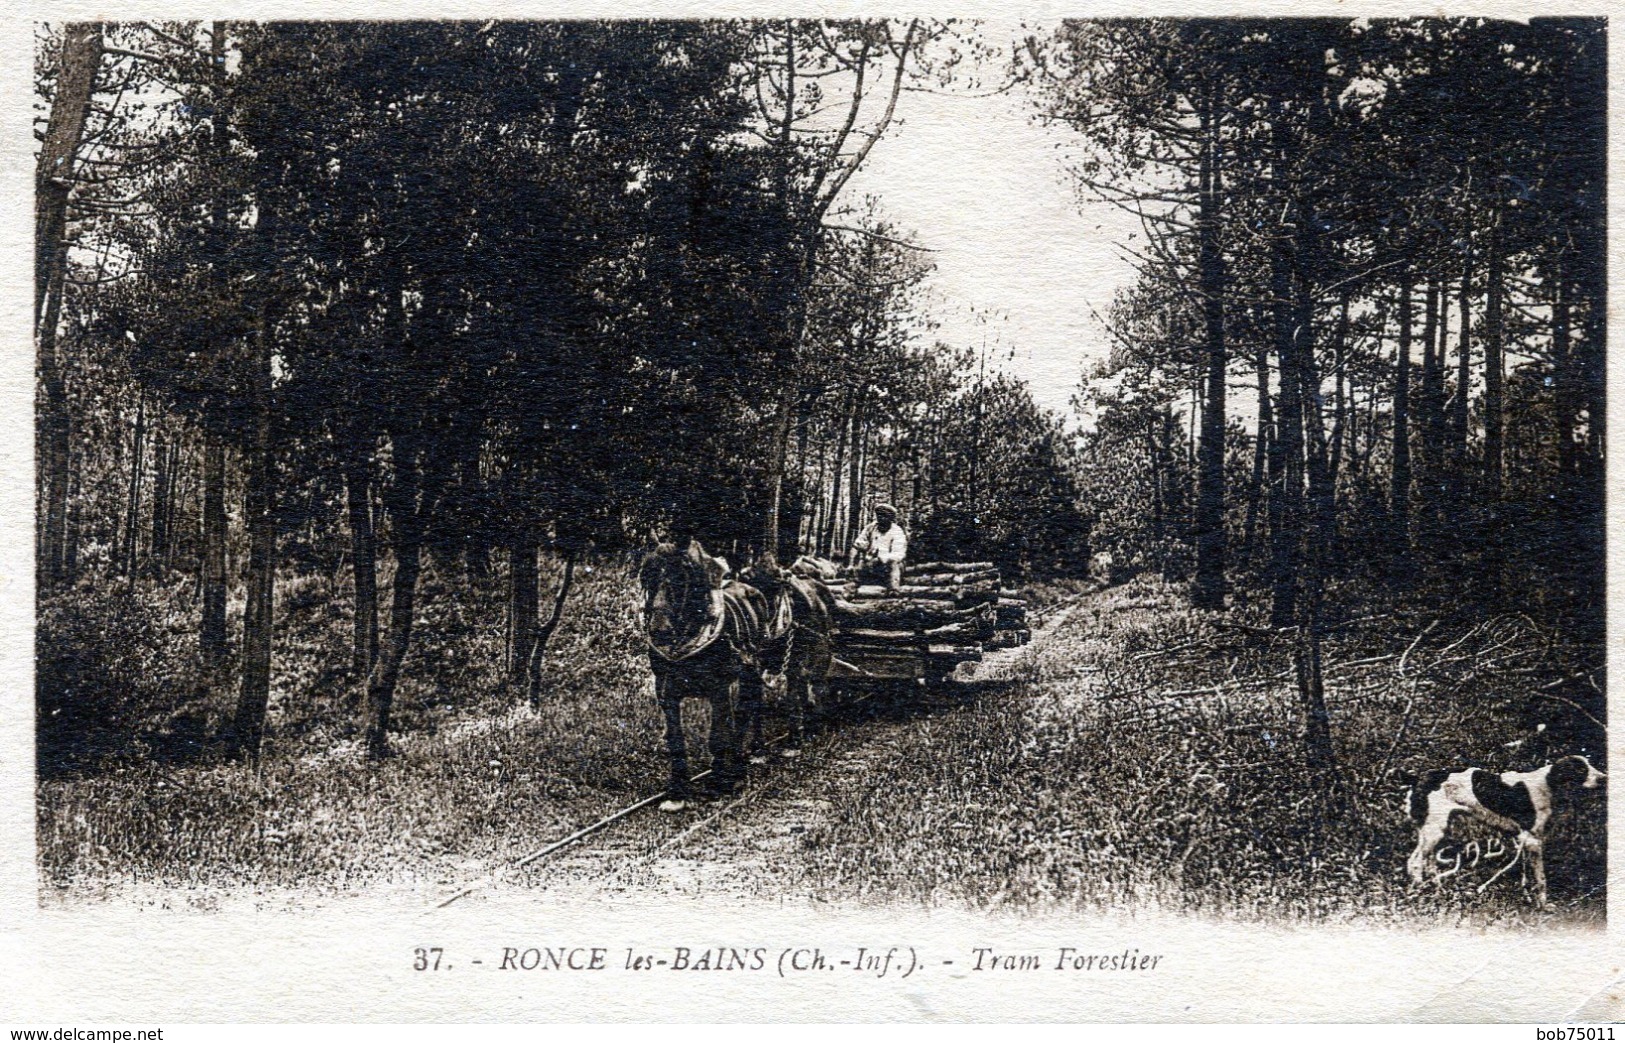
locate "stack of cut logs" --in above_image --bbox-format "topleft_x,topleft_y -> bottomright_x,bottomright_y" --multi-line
798,558 -> 1031,671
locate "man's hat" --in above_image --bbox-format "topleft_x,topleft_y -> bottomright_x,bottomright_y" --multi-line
874,503 -> 897,517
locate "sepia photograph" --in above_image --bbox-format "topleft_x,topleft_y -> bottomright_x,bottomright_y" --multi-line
17,11 -> 1614,1023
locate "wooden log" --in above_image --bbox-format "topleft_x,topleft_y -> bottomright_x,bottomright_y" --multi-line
905,561 -> 994,576
909,570 -> 1000,587
851,580 -> 999,601
839,628 -> 927,643
837,645 -> 926,665
997,596 -> 1027,608
838,616 -> 995,646
957,587 -> 1000,607
831,598 -> 983,628
924,620 -> 992,641
995,605 -> 1027,627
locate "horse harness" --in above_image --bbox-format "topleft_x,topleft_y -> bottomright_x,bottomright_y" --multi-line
646,582 -> 768,666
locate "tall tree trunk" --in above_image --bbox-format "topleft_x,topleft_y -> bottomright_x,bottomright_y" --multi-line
1579,243 -> 1605,480
37,23 -> 102,327
806,440 -> 826,556
1452,195 -> 1473,509
507,529 -> 539,677
366,434 -> 422,760
165,438 -> 183,565
1191,85 -> 1227,610
760,23 -> 801,563
36,24 -> 103,592
1552,256 -> 1578,479
846,406 -> 868,555
1418,277 -> 1444,546
1582,285 -> 1604,477
1568,19 -> 1606,486
968,354 -> 987,533
1287,55 -> 1344,812
37,229 -> 73,591
928,417 -> 941,522
525,549 -> 579,708
1482,217 -> 1504,500
150,430 -> 171,572
910,446 -> 923,524
121,392 -> 147,579
1242,344 -> 1271,564
227,307 -> 275,762
199,21 -> 233,674
1327,291 -> 1349,497
825,393 -> 852,557
200,437 -> 228,671
1345,377 -> 1359,482
1391,263 -> 1413,556
363,257 -> 444,760
1418,276 -> 1440,480
1360,376 -> 1380,477
762,379 -> 798,563
1294,252 -> 1334,585
1435,270 -> 1452,419
1267,238 -> 1301,630
345,448 -> 378,677
1432,273 -> 1452,477
793,403 -> 812,555
1189,379 -> 1200,473
37,259 -> 72,591
456,451 -> 492,580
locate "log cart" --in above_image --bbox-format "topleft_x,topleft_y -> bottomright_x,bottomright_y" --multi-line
811,560 -> 1031,688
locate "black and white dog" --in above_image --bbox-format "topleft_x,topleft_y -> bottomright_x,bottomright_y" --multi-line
1404,755 -> 1607,906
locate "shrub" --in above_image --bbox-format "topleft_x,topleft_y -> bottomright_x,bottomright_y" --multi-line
37,579 -> 214,776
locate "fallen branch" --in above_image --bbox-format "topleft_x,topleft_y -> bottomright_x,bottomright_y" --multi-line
1398,620 -> 1440,679
1155,684 -> 1226,700
1528,691 -> 1606,733
1212,619 -> 1298,638
1471,650 -> 1543,674
1539,671 -> 1598,692
1430,620 -> 1490,664
1131,639 -> 1204,661
1325,653 -> 1397,675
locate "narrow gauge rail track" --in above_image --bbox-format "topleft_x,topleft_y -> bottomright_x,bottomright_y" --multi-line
431,588 -> 1094,910
434,704 -> 859,909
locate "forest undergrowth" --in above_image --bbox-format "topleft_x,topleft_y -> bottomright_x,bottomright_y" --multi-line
37,564 -> 1605,922
793,576 -> 1606,924
37,557 -> 688,903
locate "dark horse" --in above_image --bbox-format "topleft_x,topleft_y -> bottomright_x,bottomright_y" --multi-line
740,556 -> 835,758
637,542 -> 769,812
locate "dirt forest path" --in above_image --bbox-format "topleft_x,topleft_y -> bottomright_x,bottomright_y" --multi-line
436,574 -> 1605,924
452,588 -> 1101,908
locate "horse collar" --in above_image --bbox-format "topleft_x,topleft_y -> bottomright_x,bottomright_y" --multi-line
648,588 -> 727,663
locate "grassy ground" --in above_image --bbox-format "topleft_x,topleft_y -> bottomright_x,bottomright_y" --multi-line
38,566 -> 1605,924
791,577 -> 1606,924
37,556 -> 690,903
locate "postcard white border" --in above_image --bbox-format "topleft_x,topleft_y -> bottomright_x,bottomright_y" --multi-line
3,1 -> 1621,1022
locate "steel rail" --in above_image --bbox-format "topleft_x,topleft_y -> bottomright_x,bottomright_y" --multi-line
431,589 -> 1078,911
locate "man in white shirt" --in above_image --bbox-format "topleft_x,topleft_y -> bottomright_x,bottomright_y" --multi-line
851,503 -> 908,591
